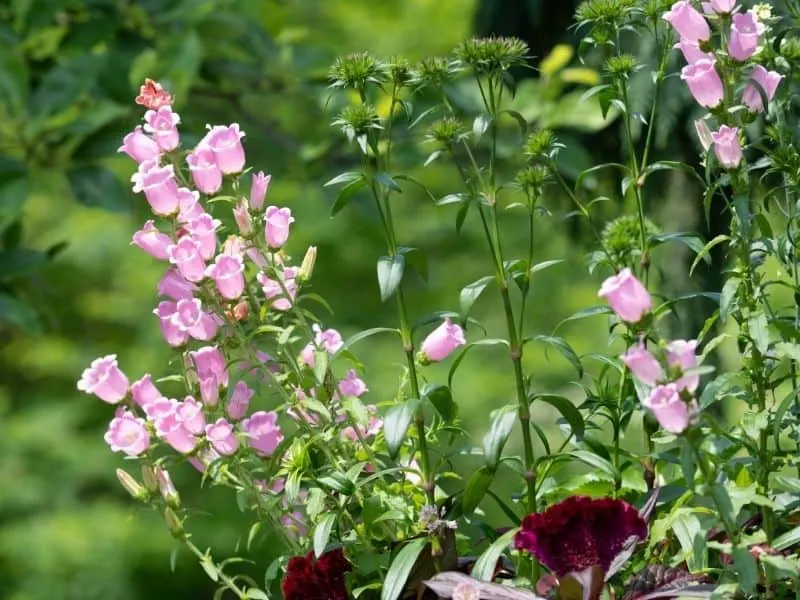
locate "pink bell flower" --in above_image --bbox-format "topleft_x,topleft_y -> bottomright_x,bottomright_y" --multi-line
156,411 -> 199,454
118,125 -> 160,163
598,268 -> 652,323
157,268 -> 197,301
154,301 -> 190,347
232,200 -> 253,236
674,39 -> 713,64
77,354 -> 129,404
643,384 -> 691,434
186,213 -> 221,260
242,410 -> 283,456
257,267 -> 298,311
728,11 -> 761,61
711,125 -> 743,169
205,253 -> 245,300
620,343 -> 664,386
250,171 -> 271,210
176,188 -> 205,223
104,410 -> 150,457
703,0 -> 735,13
420,318 -> 466,362
187,147 -> 223,195
130,374 -> 162,409
264,206 -> 294,248
207,124 -> 246,174
338,368 -> 368,397
131,162 -> 180,215
176,397 -> 206,434
132,220 -> 172,260
663,1 -> 710,42
666,339 -> 700,392
680,59 -> 724,108
167,236 -> 206,282
206,418 -> 239,455
199,375 -> 220,407
144,106 -> 181,152
227,381 -> 254,420
190,346 -> 229,387
742,65 -> 783,112
170,298 -> 219,341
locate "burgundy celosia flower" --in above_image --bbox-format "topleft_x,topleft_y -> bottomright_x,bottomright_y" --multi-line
281,548 -> 352,600
514,496 -> 647,577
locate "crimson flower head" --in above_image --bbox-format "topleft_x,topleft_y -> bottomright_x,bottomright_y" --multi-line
136,78 -> 174,110
514,496 -> 647,578
281,548 -> 352,600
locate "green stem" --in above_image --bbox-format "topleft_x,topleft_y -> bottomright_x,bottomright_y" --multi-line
689,441 -> 739,543
184,538 -> 249,599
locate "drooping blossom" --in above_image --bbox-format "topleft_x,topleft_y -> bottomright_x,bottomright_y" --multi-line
598,268 -> 652,323
170,298 -> 219,341
227,381 -> 253,420
250,171 -> 271,210
167,236 -> 206,282
257,267 -> 298,311
299,324 -> 345,367
241,410 -> 283,456
135,78 -> 173,110
514,496 -> 648,577
130,374 -> 162,409
264,206 -> 294,248
205,253 -> 245,300
78,354 -> 129,404
118,126 -> 160,163
711,125 -> 742,169
177,397 -> 206,434
186,213 -> 221,260
205,418 -> 239,455
187,147 -> 223,195
190,346 -> 229,388
280,548 -> 352,600
338,369 -> 368,397
158,268 -> 197,301
680,59 -> 724,108
132,220 -> 172,260
104,410 -> 150,457
420,318 -> 466,363
143,106 -> 181,152
674,40 -> 713,64
154,301 -> 189,347
663,1 -> 710,42
199,374 -> 220,407
620,343 -> 664,386
729,11 -> 761,61
666,339 -> 700,392
644,384 -> 692,434
206,124 -> 246,174
742,65 -> 783,112
131,162 -> 180,215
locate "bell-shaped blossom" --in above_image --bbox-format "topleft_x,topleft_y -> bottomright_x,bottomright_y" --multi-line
232,200 -> 253,236
250,171 -> 271,210
711,125 -> 743,169
118,125 -> 160,163
187,147 -> 223,195
620,343 -> 664,386
154,301 -> 189,347
598,268 -> 652,323
78,354 -> 129,404
131,162 -> 180,215
644,384 -> 691,434
247,247 -> 268,268
144,106 -> 181,152
167,236 -> 206,282
743,65 -> 783,112
341,406 -> 382,442
299,324 -> 344,367
206,418 -> 239,455
135,78 -> 173,111
667,339 -> 700,392
703,0 -> 735,13
205,253 -> 245,300
338,369 -> 368,397
176,397 -> 206,434
420,318 -> 466,362
157,268 -> 197,301
227,381 -> 253,420
674,40 -> 713,64
186,213 -> 220,260
241,410 -> 283,456
176,188 -> 204,223
257,267 -> 298,311
729,12 -> 761,61
156,411 -> 199,453
514,496 -> 647,577
190,345 -> 229,387
171,298 -> 219,341
680,59 -> 724,108
264,206 -> 294,248
131,374 -> 162,409
142,396 -> 177,421
105,410 -> 150,457
663,1 -> 710,42
199,375 -> 220,407
206,124 -> 246,174
222,235 -> 246,259
132,220 -> 172,260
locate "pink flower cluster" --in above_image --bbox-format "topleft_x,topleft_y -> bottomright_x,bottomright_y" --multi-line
664,1 -> 782,169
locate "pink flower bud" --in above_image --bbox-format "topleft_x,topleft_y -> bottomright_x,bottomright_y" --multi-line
118,125 -> 160,163
620,343 -> 664,386
167,236 -> 206,282
643,384 -> 690,434
104,409 -> 150,456
250,171 -> 271,210
199,375 -> 220,407
420,318 -> 466,362
205,253 -> 246,300
131,374 -> 162,409
338,368 -> 368,397
257,267 -> 298,311
729,12 -> 760,61
666,339 -> 700,392
227,381 -> 253,420
131,162 -> 180,215
207,124 -> 246,174
186,213 -> 220,261
187,148 -> 222,195
264,206 -> 294,248
232,200 -> 253,236
154,301 -> 190,347
158,268 -> 197,301
176,188 -> 204,223
171,298 -> 219,341
206,418 -> 239,455
598,268 -> 652,323
78,354 -> 129,404
132,220 -> 172,260
144,106 -> 181,152
711,125 -> 742,169
155,466 -> 180,508
241,410 -> 283,456
680,59 -> 724,108
673,40 -> 713,64
663,1 -> 710,42
190,346 -> 229,387
247,247 -> 268,268
742,65 -> 783,113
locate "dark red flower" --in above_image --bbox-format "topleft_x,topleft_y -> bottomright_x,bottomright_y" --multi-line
281,548 -> 352,600
514,496 -> 647,577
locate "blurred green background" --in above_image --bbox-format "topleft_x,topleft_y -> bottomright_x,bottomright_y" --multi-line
0,1 -> 726,599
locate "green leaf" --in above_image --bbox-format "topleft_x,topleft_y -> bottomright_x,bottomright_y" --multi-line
568,451 -> 618,481
343,327 -> 400,349
448,339 -> 509,387
245,590 -> 269,600
422,384 -> 456,422
773,524 -> 800,551
530,258 -> 564,275
0,292 -> 42,334
384,398 -> 421,459
690,234 -> 730,276
471,527 -> 519,582
473,113 -> 492,138
532,394 -> 584,440
377,255 -> 405,302
317,473 -> 356,496
399,246 -> 428,281
30,54 -> 102,118
748,313 -> 770,355
313,513 -> 337,558
68,166 -> 130,212
556,305 -> 612,331
719,278 -> 739,324
460,275 -> 493,316
312,349 -> 328,384
374,172 -> 401,192
330,175 -> 367,216
0,249 -> 48,281
483,406 -> 517,470
0,173 -> 29,233
462,467 -> 494,515
774,389 -> 800,452
0,45 -> 29,116
775,342 -> 800,363
381,538 -> 428,600
529,335 -> 583,377
199,555 -> 220,582
732,547 -> 758,593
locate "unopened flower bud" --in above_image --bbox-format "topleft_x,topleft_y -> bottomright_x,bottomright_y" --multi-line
117,468 -> 149,501
298,246 -> 317,282
141,464 -> 159,492
164,507 -> 184,537
694,119 -> 713,152
233,200 -> 253,236
233,301 -> 249,321
156,466 -> 181,508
